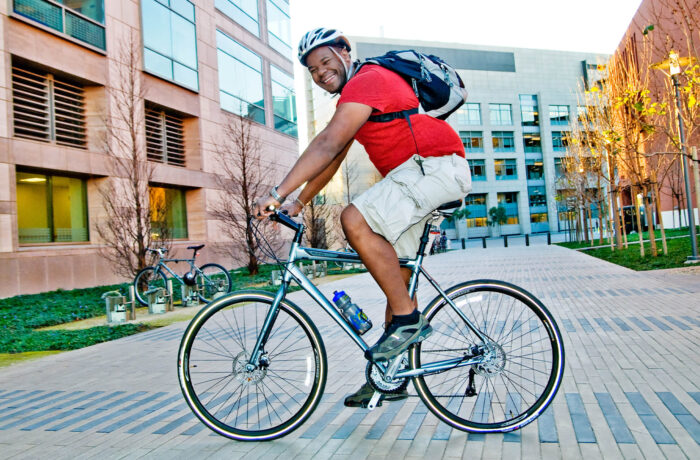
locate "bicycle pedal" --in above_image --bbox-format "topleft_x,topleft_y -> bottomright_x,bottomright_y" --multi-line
367,391 -> 383,410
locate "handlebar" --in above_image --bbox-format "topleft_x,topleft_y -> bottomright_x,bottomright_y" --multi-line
269,209 -> 302,232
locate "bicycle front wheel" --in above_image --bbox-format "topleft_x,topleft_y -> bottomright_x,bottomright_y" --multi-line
178,290 -> 327,441
133,267 -> 167,305
410,280 -> 564,433
196,263 -> 232,302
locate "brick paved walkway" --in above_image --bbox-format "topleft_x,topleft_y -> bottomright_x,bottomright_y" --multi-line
1,245 -> 699,459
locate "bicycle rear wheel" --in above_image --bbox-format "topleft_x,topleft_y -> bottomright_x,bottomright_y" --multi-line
133,267 -> 167,305
178,290 -> 327,441
196,263 -> 232,302
410,280 -> 564,433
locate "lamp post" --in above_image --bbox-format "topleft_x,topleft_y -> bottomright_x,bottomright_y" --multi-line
652,51 -> 699,262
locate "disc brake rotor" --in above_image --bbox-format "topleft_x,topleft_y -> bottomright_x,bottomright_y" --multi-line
232,351 -> 267,385
474,342 -> 506,376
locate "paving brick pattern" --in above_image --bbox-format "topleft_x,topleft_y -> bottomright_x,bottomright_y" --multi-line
1,245 -> 700,459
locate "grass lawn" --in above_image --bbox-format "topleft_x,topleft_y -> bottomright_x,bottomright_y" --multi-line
556,227 -> 700,271
1,263 -> 364,365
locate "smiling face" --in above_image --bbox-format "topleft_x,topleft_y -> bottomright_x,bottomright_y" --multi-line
306,46 -> 351,94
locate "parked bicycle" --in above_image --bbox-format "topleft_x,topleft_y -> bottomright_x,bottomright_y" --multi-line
133,244 -> 232,306
177,202 -> 564,441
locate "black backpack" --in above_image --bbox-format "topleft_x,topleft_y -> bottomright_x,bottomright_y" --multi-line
356,50 -> 468,152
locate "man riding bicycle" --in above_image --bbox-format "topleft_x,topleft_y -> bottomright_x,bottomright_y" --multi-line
254,28 -> 471,407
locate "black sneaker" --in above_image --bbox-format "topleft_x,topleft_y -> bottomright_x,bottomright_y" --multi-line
343,382 -> 408,408
365,313 -> 432,363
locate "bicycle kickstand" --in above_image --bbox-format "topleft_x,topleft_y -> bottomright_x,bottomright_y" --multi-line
367,391 -> 382,410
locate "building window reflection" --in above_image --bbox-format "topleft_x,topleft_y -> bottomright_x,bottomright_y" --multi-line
549,105 -> 570,125
489,103 -> 512,125
494,159 -> 517,180
16,171 -> 88,244
149,185 -> 188,240
216,0 -> 259,36
468,159 -> 486,181
267,0 -> 291,57
456,103 -> 481,125
460,131 -> 483,152
271,65 -> 297,136
552,131 -> 570,151
519,94 -> 539,126
492,131 -> 515,152
217,30 -> 265,124
142,0 -> 199,91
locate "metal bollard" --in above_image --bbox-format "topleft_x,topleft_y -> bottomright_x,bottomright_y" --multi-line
504,235 -> 508,248
525,234 -> 530,246
461,238 -> 466,249
482,237 -> 487,248
547,232 -> 551,245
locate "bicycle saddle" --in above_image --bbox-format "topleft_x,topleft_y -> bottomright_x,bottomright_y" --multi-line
188,244 -> 205,251
437,200 -> 462,211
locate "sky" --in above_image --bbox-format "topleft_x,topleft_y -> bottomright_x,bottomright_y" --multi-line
289,0 -> 644,55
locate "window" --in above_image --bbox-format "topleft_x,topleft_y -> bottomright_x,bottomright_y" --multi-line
577,105 -> 590,123
465,193 -> 487,228
522,133 -> 541,153
549,105 -> 570,125
460,131 -> 483,152
494,159 -> 517,180
554,157 -> 566,181
492,131 -> 515,152
552,131 -> 569,151
519,94 -> 539,126
142,0 -> 199,91
216,0 -> 259,36
13,0 -> 106,50
528,186 -> 547,207
145,104 -> 186,167
468,160 -> 486,181
12,63 -> 87,149
526,160 -> 544,180
489,103 -> 512,125
217,30 -> 265,124
270,66 -> 297,137
530,213 -> 548,223
16,171 -> 88,244
497,192 -> 519,224
456,103 -> 481,125
149,186 -> 188,239
267,0 -> 291,57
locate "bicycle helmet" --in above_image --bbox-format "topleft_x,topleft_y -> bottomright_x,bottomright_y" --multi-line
183,271 -> 197,286
298,28 -> 351,66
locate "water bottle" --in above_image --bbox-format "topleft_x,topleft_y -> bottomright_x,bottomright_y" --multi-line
332,290 -> 372,335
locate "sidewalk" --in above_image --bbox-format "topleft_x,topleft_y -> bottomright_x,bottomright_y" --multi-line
1,245 -> 699,459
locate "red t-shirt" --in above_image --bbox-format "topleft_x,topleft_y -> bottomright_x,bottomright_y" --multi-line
337,65 -> 465,176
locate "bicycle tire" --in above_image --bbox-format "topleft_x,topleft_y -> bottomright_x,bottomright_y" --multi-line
410,279 -> 564,433
178,290 -> 327,441
195,263 -> 232,302
133,267 -> 168,306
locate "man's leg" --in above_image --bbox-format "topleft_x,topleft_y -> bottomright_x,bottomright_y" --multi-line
341,205 -> 431,363
341,205 -> 415,316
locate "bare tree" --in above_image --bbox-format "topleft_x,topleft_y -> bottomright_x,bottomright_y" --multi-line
211,113 -> 281,275
302,194 -> 340,249
341,155 -> 361,205
96,34 -> 168,278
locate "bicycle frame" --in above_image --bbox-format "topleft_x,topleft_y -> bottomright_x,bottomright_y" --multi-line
248,211 -> 491,380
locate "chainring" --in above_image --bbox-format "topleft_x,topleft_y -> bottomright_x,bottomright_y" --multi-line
365,357 -> 409,394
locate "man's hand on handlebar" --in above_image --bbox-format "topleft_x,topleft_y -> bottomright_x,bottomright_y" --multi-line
253,195 -> 281,220
280,200 -> 303,217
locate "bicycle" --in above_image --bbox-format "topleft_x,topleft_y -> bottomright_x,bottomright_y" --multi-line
133,244 -> 232,306
177,201 -> 565,441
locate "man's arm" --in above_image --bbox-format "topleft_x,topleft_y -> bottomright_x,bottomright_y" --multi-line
255,102 -> 372,214
296,140 -> 353,206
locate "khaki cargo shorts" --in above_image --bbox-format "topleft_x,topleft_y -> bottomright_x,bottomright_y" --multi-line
352,154 -> 472,258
